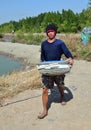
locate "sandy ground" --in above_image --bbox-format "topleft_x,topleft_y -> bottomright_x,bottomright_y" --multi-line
0,42 -> 91,130
0,42 -> 40,66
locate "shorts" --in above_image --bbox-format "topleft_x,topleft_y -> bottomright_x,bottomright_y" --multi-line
42,74 -> 65,88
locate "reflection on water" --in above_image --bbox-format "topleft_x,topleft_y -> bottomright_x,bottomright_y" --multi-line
0,55 -> 21,76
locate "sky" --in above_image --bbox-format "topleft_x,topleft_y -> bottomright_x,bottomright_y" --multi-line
0,0 -> 89,25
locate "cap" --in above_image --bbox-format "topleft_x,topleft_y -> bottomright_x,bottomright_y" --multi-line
46,24 -> 57,34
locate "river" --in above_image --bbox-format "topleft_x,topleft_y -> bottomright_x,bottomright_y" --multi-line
0,55 -> 21,76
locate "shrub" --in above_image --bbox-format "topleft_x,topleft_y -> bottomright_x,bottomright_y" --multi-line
0,33 -> 3,38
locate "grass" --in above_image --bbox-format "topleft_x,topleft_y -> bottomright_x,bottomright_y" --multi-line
0,67 -> 42,105
59,34 -> 91,61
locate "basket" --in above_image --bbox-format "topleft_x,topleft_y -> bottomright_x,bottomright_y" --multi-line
37,60 -> 71,75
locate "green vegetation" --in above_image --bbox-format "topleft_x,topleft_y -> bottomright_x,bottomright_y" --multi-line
0,33 -> 3,38
0,5 -> 91,33
9,33 -> 45,45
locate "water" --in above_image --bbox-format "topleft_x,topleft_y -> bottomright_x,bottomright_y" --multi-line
0,55 -> 21,76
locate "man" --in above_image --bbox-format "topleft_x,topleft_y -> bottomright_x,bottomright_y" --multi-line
38,24 -> 74,119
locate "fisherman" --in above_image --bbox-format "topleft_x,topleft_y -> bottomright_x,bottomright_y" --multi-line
38,23 -> 74,119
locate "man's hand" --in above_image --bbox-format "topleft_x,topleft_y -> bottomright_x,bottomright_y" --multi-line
67,58 -> 74,65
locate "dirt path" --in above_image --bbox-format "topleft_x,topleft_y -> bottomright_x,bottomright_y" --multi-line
0,60 -> 91,130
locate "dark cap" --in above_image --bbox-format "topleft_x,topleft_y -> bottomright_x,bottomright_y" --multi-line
46,24 -> 57,34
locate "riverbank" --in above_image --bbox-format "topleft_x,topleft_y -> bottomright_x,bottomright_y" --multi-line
0,42 -> 40,68
0,42 -> 41,104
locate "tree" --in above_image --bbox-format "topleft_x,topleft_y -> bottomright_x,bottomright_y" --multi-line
0,7 -> 91,33
88,0 -> 91,6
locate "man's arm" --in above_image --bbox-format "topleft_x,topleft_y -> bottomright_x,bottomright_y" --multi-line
61,41 -> 74,65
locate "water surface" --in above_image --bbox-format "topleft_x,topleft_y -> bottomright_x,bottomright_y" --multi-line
0,55 -> 21,76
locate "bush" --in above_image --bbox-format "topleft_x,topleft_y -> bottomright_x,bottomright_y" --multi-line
0,33 -> 3,38
11,38 -> 16,43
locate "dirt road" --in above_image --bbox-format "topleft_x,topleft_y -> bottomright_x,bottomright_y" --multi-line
0,60 -> 91,130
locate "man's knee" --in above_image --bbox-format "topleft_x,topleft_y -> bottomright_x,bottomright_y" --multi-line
43,88 -> 49,95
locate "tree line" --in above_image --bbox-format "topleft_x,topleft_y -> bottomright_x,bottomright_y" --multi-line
0,7 -> 91,34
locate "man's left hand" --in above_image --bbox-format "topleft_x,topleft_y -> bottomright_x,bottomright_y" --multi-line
67,58 -> 74,65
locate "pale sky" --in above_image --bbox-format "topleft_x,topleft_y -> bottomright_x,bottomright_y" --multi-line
0,0 -> 89,24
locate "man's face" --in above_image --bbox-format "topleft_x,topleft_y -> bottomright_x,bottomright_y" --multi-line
47,31 -> 56,40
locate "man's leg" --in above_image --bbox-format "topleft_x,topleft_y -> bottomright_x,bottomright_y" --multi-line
55,75 -> 66,105
38,87 -> 49,119
38,75 -> 53,119
57,85 -> 64,99
42,88 -> 49,115
57,85 -> 66,105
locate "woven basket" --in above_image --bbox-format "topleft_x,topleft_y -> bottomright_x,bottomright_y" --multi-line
37,60 -> 71,75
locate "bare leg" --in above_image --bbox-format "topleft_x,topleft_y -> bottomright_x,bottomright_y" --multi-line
57,86 -> 66,105
38,88 -> 49,119
42,88 -> 49,114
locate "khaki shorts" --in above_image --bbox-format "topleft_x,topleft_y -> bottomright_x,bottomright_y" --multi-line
42,75 -> 65,88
